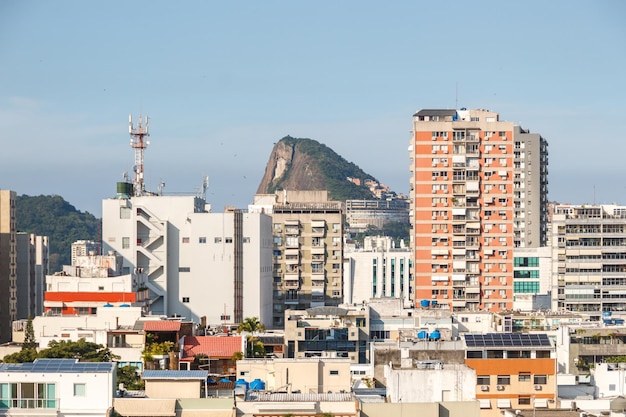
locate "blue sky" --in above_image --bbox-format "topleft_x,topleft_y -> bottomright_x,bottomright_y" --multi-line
1,1 -> 625,217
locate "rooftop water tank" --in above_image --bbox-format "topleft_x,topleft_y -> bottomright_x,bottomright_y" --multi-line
420,300 -> 430,308
429,330 -> 441,341
249,378 -> 265,391
417,330 -> 428,339
235,379 -> 249,389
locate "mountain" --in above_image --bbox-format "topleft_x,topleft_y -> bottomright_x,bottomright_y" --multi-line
16,195 -> 100,272
256,136 -> 381,201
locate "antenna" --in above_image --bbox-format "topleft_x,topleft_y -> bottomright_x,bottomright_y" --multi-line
129,114 -> 150,196
198,176 -> 209,200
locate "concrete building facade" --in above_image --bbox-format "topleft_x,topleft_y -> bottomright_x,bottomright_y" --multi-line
102,193 -> 273,327
550,204 -> 626,315
16,233 -> 48,320
343,243 -> 412,307
250,191 -> 344,329
409,108 -> 548,312
0,190 -> 17,344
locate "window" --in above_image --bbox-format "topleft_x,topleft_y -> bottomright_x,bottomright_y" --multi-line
477,375 -> 490,385
214,237 -> 222,243
518,397 -> 531,405
73,383 -> 86,397
182,237 -> 190,243
329,370 -> 339,375
179,267 -> 191,272
533,375 -> 547,385
120,206 -> 131,219
182,297 -> 190,303
273,236 -> 282,245
243,237 -> 250,243
122,237 -> 130,249
225,237 -> 233,243
497,375 -> 511,385
199,237 -> 207,244
518,373 -> 531,382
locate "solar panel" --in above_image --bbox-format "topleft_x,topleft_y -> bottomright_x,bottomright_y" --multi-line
464,333 -> 552,348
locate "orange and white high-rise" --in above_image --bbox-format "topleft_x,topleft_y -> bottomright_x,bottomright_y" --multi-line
408,108 -> 548,312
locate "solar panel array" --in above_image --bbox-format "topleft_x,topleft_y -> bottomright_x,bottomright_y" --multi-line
464,333 -> 551,348
0,358 -> 115,373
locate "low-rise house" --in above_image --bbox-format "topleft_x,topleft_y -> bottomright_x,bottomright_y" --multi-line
178,336 -> 244,376
0,358 -> 116,417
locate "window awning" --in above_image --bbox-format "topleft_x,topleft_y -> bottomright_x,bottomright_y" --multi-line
497,399 -> 511,408
479,399 -> 491,409
534,398 -> 548,408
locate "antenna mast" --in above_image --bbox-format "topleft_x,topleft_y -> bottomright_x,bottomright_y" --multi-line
129,114 -> 150,196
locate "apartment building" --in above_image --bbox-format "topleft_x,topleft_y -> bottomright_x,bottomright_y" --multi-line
512,246 -> 552,311
16,233 -> 49,320
409,108 -> 548,312
250,191 -> 344,328
102,191 -> 273,328
550,204 -> 626,314
0,190 -> 17,343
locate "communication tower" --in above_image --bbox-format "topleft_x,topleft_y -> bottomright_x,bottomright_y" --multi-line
129,114 -> 150,196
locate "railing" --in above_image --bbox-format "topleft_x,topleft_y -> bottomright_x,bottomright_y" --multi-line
0,398 -> 59,409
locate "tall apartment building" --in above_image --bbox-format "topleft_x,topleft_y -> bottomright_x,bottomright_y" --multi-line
550,204 -> 626,315
409,109 -> 548,312
0,190 -> 17,343
250,191 -> 343,329
16,233 -> 49,319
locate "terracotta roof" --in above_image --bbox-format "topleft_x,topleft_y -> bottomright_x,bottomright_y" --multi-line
143,321 -> 182,332
180,336 -> 243,361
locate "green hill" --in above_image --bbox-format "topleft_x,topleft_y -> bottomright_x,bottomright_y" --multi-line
256,136 -> 380,200
16,195 -> 100,272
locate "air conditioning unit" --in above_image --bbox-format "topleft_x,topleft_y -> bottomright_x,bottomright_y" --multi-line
481,385 -> 489,391
534,385 -> 542,390
496,385 -> 505,391
332,269 -> 338,273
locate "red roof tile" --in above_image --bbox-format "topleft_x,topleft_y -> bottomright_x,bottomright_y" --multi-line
143,321 -> 182,332
180,336 -> 243,361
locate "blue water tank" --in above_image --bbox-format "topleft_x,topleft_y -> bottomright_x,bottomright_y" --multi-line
420,300 -> 430,308
417,330 -> 428,339
429,330 -> 441,341
235,379 -> 249,388
249,378 -> 265,390
220,378 -> 231,383
431,300 -> 438,307
603,311 -> 612,317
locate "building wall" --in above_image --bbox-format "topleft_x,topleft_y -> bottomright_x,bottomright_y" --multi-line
102,195 -> 273,327
343,248 -> 412,307
0,190 -> 17,343
550,204 -> 626,314
384,364 -> 476,402
145,380 -> 202,399
512,246 -> 552,311
251,191 -> 344,329
236,357 -> 352,393
0,369 -> 115,415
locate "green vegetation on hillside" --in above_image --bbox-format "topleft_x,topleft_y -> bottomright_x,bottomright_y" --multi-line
351,221 -> 410,248
16,195 -> 100,272
271,136 -> 378,201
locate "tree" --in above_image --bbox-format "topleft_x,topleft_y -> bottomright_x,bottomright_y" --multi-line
237,317 -> 265,334
237,317 -> 266,358
2,349 -> 37,363
39,339 -> 119,362
23,317 -> 37,350
117,365 -> 144,390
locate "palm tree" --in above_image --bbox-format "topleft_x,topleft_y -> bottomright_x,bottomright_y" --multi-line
237,317 -> 266,358
237,317 -> 265,334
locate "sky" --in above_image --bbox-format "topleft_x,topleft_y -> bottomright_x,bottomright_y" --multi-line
1,1 -> 625,218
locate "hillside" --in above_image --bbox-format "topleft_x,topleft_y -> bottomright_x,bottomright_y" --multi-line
256,136 -> 381,200
16,195 -> 100,272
